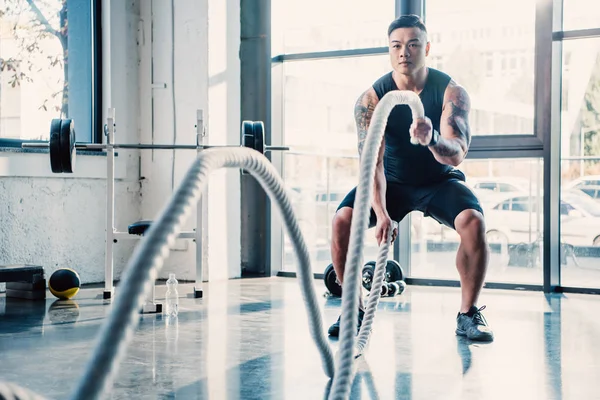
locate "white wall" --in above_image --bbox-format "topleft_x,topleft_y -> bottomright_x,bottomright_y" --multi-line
1,0 -> 242,288
0,0 -> 141,287
138,0 -> 241,281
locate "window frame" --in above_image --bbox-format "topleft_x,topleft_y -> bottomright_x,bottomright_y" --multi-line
269,0 -> 600,295
0,0 -> 102,148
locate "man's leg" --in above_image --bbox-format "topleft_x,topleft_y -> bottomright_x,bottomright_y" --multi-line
454,209 -> 489,314
425,180 -> 493,341
327,206 -> 366,337
330,207 -> 361,305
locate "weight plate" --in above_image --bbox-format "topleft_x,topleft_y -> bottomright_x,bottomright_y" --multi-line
60,118 -> 76,173
324,263 -> 342,297
394,280 -> 406,296
49,119 -> 63,173
252,121 -> 265,155
242,120 -> 255,150
361,262 -> 375,292
385,260 -> 404,282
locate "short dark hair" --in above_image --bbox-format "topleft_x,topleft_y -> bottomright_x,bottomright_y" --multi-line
387,14 -> 427,37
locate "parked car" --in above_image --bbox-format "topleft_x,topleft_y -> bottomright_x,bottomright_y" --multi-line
483,190 -> 600,247
564,175 -> 600,202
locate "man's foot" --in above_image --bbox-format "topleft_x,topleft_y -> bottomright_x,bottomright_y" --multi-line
456,305 -> 494,342
328,308 -> 365,337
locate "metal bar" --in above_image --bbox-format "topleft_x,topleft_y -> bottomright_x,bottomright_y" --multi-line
542,0 -> 563,292
79,143 -> 239,150
561,156 -> 600,161
265,146 -> 290,151
271,47 -> 388,63
113,231 -> 196,240
195,109 -> 207,298
104,108 -> 115,299
558,286 -> 600,295
553,27 -> 600,41
405,277 -> 544,292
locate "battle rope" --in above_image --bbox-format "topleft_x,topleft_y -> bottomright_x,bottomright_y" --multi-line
0,90 -> 424,400
328,90 -> 424,400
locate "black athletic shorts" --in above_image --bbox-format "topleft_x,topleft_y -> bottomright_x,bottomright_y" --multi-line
336,170 -> 483,231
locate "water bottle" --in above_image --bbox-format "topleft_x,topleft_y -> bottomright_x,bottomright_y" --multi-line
165,273 -> 179,317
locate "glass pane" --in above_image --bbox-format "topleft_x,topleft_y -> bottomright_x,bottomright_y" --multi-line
0,0 -> 92,141
411,158 -> 543,285
282,56 -> 392,155
562,0 -> 600,31
426,0 -> 535,135
560,37 -> 600,288
271,0 -> 394,54
281,153 -> 383,272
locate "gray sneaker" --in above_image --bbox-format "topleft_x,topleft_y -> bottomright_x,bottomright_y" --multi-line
456,305 -> 494,342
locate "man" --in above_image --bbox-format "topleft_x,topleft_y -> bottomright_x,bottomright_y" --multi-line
327,15 -> 493,342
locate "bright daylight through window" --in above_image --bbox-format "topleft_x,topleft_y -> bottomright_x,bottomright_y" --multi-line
0,0 -> 74,142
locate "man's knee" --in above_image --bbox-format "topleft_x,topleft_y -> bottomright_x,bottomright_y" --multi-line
332,207 -> 353,239
455,209 -> 486,243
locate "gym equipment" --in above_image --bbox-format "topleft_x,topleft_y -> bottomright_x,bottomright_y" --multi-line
23,109 -> 290,311
323,263 -> 342,297
330,90 -> 424,399
22,113 -> 289,173
324,259 -> 406,296
0,265 -> 46,300
0,90 -> 422,400
48,268 -> 81,300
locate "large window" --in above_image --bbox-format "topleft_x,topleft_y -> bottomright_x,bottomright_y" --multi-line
425,0 -> 536,135
271,0 -> 394,54
271,0 -> 600,294
562,0 -> 600,31
559,37 -> 600,288
0,0 -> 99,144
282,56 -> 392,154
410,158 -> 544,284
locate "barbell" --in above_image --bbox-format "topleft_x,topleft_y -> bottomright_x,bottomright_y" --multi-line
22,118 -> 289,173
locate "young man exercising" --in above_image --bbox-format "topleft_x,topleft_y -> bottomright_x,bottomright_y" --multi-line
328,15 -> 494,342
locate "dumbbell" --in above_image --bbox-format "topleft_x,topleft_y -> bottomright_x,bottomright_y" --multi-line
385,280 -> 406,297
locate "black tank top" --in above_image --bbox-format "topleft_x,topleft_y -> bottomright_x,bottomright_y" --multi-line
372,68 -> 458,186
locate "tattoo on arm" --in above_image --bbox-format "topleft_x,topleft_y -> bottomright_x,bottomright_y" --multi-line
355,92 -> 376,157
445,87 -> 471,146
433,140 -> 461,157
431,85 -> 471,163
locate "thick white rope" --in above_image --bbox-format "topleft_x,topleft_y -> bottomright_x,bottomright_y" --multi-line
68,147 -> 335,400
2,90 -> 423,400
354,221 -> 397,356
328,90 -> 424,400
0,381 -> 47,400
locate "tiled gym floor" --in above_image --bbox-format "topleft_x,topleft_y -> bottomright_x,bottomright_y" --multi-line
1,277 -> 599,400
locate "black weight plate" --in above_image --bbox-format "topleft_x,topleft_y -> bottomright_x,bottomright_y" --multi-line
241,121 -> 254,175
394,280 -> 406,295
361,262 -> 375,292
242,120 -> 255,150
385,260 -> 404,282
60,118 -> 76,173
252,121 -> 265,155
49,119 -> 63,173
324,263 -> 342,297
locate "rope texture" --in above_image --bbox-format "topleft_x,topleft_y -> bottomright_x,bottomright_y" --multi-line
69,147 -> 335,400
0,381 -> 47,400
328,90 -> 424,400
1,90 -> 423,400
354,221 -> 397,356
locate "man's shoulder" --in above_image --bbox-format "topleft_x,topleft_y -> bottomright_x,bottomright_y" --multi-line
371,71 -> 395,100
427,67 -> 453,86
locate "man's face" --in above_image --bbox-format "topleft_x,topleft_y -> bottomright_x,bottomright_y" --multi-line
388,27 -> 430,75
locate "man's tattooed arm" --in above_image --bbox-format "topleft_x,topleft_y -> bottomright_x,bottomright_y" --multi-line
355,88 -> 378,158
355,88 -> 388,219
429,81 -> 471,166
